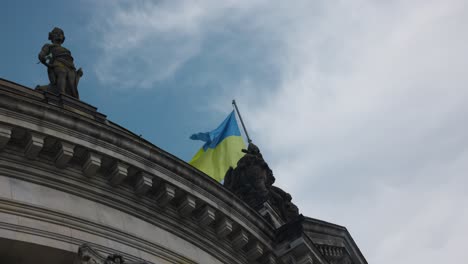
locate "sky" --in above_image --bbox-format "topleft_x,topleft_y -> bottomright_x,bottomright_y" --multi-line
1,0 -> 468,263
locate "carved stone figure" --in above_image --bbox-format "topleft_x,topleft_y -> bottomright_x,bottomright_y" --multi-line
224,143 -> 299,223
105,254 -> 125,264
75,244 -> 148,264
37,27 -> 83,99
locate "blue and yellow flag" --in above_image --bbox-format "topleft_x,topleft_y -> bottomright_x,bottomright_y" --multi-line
189,111 -> 246,182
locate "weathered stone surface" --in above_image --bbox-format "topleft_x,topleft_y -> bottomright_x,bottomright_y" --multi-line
155,183 -> 176,207
199,205 -> 216,226
281,255 -> 295,264
178,194 -> 196,217
216,217 -> 233,238
232,229 -> 249,249
314,243 -> 352,264
296,254 -> 314,264
245,241 -> 263,261
259,202 -> 284,228
0,124 -> 12,149
54,141 -> 75,168
134,172 -> 153,195
76,244 -> 148,264
82,152 -> 102,177
109,161 -> 129,186
24,132 -> 45,159
261,253 -> 277,264
275,215 -> 304,243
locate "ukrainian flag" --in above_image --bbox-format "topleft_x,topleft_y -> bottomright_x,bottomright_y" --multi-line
189,111 -> 246,182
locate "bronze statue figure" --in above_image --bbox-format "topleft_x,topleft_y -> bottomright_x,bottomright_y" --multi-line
37,27 -> 83,99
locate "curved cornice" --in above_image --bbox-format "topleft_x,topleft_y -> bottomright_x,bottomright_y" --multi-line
0,79 -> 277,263
0,78 -> 368,264
303,217 -> 368,264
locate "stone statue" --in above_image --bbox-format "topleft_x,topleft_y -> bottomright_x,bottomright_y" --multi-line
105,254 -> 125,264
224,143 -> 299,223
37,27 -> 83,99
75,244 -> 148,264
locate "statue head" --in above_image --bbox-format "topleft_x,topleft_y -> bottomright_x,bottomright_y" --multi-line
48,27 -> 65,44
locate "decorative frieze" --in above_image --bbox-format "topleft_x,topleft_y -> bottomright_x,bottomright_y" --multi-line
24,132 -> 45,159
134,172 -> 153,195
315,243 -> 345,257
82,152 -> 102,177
0,124 -> 12,149
54,141 -> 75,168
109,161 -> 129,186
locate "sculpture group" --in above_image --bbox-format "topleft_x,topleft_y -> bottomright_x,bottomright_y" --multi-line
36,27 -> 82,99
225,143 -> 299,223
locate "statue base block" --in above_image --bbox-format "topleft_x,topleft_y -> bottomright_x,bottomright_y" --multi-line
42,91 -> 107,122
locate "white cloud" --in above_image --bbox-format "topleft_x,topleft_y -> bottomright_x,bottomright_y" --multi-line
90,0 -> 468,263
90,1 -> 204,88
90,0 -> 269,89
246,1 -> 468,263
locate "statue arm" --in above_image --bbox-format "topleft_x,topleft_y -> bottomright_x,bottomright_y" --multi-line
38,44 -> 51,63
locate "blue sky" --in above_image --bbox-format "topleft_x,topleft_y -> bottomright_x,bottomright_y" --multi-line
1,0 -> 278,161
2,1 -> 468,263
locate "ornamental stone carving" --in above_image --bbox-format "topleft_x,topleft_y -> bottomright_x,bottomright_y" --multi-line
75,244 -> 148,264
224,143 -> 299,224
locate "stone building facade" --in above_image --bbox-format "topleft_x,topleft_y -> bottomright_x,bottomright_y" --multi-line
0,78 -> 367,264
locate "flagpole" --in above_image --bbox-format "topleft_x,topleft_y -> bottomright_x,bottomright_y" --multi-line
232,100 -> 252,144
